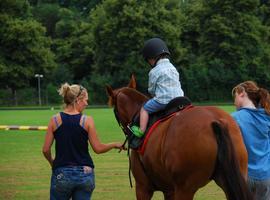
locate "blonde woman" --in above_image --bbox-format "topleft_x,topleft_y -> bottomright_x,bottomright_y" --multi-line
42,83 -> 123,200
231,81 -> 270,200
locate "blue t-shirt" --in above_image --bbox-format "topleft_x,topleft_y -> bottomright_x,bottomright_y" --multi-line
232,108 -> 270,180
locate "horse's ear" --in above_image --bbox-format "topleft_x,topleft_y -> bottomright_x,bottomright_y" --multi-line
106,85 -> 114,97
128,74 -> 136,89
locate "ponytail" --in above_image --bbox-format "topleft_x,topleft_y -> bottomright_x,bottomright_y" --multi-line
233,81 -> 270,115
259,88 -> 270,115
58,83 -> 82,106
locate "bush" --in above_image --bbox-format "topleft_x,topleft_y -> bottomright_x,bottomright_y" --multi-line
0,89 -> 13,106
46,83 -> 61,104
16,88 -> 37,105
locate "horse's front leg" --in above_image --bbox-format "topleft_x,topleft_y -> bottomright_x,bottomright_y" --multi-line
131,151 -> 154,200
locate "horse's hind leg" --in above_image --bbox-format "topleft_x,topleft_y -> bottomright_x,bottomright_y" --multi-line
163,190 -> 174,200
173,189 -> 194,200
135,185 -> 153,200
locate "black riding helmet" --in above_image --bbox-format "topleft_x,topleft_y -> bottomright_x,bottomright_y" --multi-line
142,38 -> 170,60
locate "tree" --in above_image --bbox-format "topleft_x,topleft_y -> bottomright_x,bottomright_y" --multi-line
0,0 -> 31,18
181,0 -> 270,100
258,0 -> 270,26
53,8 -> 94,82
0,0 -> 56,105
88,0 -> 185,103
32,3 -> 60,38
202,0 -> 269,90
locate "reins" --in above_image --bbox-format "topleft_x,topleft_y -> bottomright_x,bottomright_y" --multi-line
113,91 -> 139,188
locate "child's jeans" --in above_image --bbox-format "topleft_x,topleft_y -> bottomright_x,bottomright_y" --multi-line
143,99 -> 166,114
50,166 -> 95,200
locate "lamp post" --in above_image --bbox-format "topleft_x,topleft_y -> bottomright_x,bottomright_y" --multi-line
35,74 -> 43,106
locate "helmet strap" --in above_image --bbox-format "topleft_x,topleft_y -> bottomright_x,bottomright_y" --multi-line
152,55 -> 163,67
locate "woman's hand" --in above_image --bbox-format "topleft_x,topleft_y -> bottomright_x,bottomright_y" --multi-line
114,142 -> 127,152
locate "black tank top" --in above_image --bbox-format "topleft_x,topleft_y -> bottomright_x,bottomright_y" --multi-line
52,112 -> 94,170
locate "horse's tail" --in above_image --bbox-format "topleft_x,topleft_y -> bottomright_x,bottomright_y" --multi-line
211,120 -> 253,200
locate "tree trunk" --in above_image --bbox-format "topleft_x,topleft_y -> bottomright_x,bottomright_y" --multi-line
12,88 -> 18,106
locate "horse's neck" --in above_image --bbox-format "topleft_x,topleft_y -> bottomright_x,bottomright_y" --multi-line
127,88 -> 148,105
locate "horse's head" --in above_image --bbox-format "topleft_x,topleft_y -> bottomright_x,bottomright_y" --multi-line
106,75 -> 148,133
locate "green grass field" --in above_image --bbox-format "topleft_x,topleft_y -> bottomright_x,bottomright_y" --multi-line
0,106 -> 236,200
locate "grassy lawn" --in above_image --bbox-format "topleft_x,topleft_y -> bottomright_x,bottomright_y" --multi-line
0,106 -> 235,199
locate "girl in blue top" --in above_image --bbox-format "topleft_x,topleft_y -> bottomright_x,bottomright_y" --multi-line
231,81 -> 270,200
131,38 -> 184,137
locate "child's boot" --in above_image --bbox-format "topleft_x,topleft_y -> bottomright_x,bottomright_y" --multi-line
130,125 -> 144,138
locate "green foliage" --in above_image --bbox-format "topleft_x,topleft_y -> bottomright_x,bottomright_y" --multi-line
0,88 -> 36,106
182,61 -> 210,101
32,3 -> 60,37
89,0 -> 185,102
180,0 -> 270,101
69,0 -> 102,14
50,64 -> 73,85
0,0 -> 56,98
0,17 -> 56,89
46,83 -> 61,104
87,74 -> 113,104
258,0 -> 270,26
200,0 -> 262,67
54,17 -> 94,82
16,87 -> 37,105
1,0 -> 270,106
0,0 -> 31,18
0,89 -> 13,106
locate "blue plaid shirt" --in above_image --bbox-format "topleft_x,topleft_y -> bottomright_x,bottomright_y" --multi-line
148,58 -> 184,104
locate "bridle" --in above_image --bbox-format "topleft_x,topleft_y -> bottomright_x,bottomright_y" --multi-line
112,90 -> 141,187
113,103 -> 132,139
113,90 -> 160,189
113,106 -> 130,149
113,90 -> 141,143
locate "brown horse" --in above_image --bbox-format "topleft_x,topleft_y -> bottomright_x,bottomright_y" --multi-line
106,75 -> 253,200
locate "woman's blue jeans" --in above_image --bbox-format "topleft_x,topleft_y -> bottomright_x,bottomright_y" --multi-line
50,166 -> 95,200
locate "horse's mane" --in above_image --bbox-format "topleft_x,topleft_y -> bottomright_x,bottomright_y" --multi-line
108,87 -> 148,107
123,87 -> 149,102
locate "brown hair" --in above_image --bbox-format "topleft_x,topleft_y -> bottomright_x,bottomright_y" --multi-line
58,83 -> 86,107
232,81 -> 270,115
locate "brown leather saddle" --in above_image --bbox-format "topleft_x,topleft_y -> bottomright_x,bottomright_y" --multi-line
133,96 -> 192,131
128,96 -> 192,149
